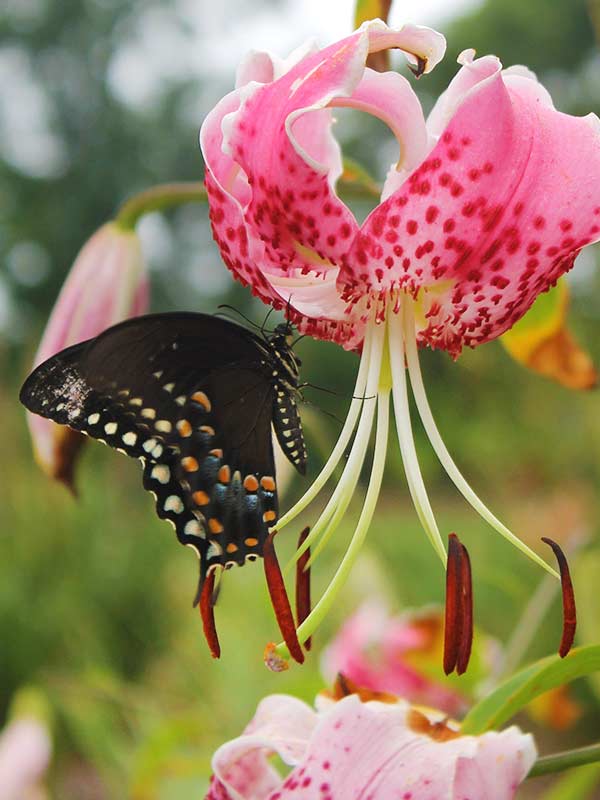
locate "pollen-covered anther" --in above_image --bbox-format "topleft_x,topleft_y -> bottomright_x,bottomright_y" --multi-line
199,568 -> 221,659
443,532 -> 474,676
295,526 -> 312,651
263,530 -> 304,665
542,537 -> 577,658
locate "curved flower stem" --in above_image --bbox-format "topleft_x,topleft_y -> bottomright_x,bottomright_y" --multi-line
402,300 -> 559,579
528,743 -> 600,778
388,307 -> 446,565
276,387 -> 390,659
116,182 -> 208,230
277,324 -> 371,535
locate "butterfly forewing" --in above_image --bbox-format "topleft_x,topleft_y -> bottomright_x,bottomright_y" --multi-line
20,312 -> 306,585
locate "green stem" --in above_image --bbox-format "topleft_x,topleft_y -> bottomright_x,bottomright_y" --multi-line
529,744 -> 600,778
116,182 -> 208,229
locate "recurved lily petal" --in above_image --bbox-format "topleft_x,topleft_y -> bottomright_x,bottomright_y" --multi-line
27,222 -> 148,486
206,693 -> 536,800
201,20 -> 445,339
341,51 -> 600,356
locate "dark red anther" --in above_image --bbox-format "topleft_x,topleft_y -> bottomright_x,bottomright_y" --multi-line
264,530 -> 305,664
199,568 -> 221,659
443,533 -> 463,675
456,543 -> 473,676
296,527 -> 312,651
443,533 -> 474,676
542,538 -> 577,658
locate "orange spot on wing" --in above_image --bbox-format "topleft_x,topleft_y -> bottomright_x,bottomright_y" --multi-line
244,475 -> 259,492
260,476 -> 276,492
181,456 -> 199,472
192,490 -> 210,506
218,465 -> 231,484
191,391 -> 212,411
176,419 -> 192,437
208,518 -> 224,534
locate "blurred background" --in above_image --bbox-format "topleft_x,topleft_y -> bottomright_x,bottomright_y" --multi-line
1,0 -> 600,796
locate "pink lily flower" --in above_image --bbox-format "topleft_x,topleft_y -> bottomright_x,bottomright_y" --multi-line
201,19 -> 599,650
205,692 -> 536,799
322,602 -> 468,715
27,222 -> 149,487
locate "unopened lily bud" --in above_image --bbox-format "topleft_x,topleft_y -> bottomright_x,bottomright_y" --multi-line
26,222 -> 149,488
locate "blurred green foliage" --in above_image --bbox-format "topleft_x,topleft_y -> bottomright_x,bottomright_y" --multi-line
1,0 -> 600,796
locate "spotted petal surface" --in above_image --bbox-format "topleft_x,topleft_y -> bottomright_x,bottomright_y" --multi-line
206,694 -> 536,799
340,52 -> 600,355
201,20 -> 445,348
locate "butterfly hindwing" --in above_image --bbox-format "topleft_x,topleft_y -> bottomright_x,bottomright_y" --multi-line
20,312 -> 304,579
172,369 -> 278,570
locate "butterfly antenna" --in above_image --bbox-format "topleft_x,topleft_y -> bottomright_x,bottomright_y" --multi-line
292,334 -> 306,347
284,295 -> 293,336
216,304 -> 261,330
260,307 -> 275,338
299,382 -> 339,396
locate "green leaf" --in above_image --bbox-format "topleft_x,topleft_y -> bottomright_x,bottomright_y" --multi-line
541,763 -> 600,800
572,552 -> 600,699
461,645 -> 600,734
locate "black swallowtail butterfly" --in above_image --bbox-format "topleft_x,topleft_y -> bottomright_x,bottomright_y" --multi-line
20,312 -> 307,592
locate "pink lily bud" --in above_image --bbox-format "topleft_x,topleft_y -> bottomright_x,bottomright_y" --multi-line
26,222 -> 149,488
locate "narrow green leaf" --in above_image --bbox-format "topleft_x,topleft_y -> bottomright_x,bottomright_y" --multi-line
573,552 -> 600,699
461,645 -> 600,734
540,763 -> 600,800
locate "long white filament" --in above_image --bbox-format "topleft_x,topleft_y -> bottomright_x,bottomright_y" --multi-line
293,320 -> 384,560
292,388 -> 390,650
306,321 -> 385,563
401,299 -> 558,579
388,309 -> 447,565
277,324 -> 371,532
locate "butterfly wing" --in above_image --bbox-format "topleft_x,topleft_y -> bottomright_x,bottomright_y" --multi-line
20,313 -> 281,576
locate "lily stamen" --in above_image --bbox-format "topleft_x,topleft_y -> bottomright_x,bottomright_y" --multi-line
295,527 -> 312,650
541,537 -> 577,658
443,533 -> 473,676
199,568 -> 221,659
263,530 -> 305,664
456,541 -> 473,676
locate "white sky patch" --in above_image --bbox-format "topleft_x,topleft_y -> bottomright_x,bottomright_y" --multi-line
0,47 -> 69,178
106,0 -> 483,110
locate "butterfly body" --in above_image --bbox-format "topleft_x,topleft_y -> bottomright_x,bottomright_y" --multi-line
20,312 -> 307,584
